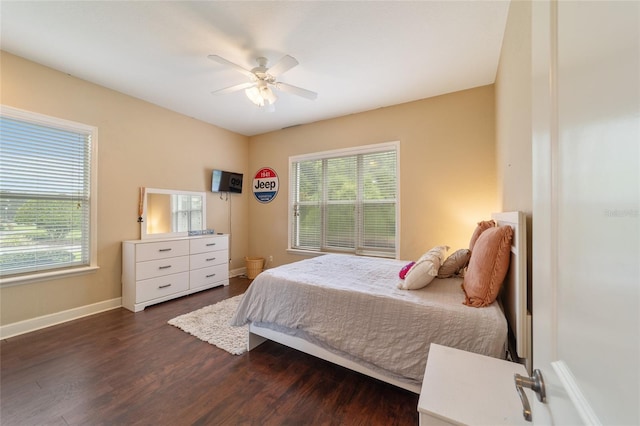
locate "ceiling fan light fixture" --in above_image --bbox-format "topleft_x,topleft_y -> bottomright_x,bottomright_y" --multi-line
245,81 -> 277,107
210,54 -> 316,107
261,85 -> 277,104
245,86 -> 264,106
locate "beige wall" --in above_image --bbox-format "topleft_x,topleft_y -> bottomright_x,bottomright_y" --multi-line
0,52 -> 250,325
248,86 -> 498,266
495,0 -> 533,302
495,0 -> 532,214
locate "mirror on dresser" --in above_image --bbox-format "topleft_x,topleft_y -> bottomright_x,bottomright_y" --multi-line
141,188 -> 206,239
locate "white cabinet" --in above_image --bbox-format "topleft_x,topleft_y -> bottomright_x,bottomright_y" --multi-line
122,234 -> 229,312
418,344 -> 529,426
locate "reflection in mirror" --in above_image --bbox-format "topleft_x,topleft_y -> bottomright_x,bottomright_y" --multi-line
141,188 -> 206,239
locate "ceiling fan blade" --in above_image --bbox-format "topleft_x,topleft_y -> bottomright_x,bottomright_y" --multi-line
211,82 -> 255,95
275,82 -> 318,100
208,55 -> 255,78
267,55 -> 299,77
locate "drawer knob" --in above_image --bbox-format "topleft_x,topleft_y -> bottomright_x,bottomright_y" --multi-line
158,284 -> 172,289
158,248 -> 172,252
158,265 -> 172,270
206,273 -> 216,278
206,257 -> 216,262
206,243 -> 216,247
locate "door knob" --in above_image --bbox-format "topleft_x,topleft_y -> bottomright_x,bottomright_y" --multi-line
514,369 -> 546,421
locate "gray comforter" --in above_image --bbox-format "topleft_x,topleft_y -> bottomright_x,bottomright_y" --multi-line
231,254 -> 507,384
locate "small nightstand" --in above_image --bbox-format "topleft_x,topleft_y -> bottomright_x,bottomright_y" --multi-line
418,344 -> 529,425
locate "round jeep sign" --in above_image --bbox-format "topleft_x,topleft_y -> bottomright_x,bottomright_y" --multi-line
252,167 -> 279,203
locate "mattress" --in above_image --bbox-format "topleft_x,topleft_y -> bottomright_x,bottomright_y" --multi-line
231,254 -> 507,385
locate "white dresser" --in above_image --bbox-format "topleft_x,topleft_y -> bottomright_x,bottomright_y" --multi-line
122,234 -> 229,312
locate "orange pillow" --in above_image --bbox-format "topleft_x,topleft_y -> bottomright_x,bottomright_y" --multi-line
468,220 -> 495,251
462,225 -> 514,307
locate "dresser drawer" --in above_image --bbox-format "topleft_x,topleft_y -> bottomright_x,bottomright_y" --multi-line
136,272 -> 189,303
190,236 -> 228,254
136,240 -> 189,262
136,255 -> 189,281
190,251 -> 226,269
189,264 -> 228,290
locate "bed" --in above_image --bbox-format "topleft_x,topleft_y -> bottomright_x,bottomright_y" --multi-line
231,211 -> 529,394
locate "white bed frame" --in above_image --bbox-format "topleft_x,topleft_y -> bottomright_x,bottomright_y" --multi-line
492,211 -> 532,371
247,211 -> 529,394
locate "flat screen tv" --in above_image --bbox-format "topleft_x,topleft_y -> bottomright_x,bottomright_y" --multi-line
211,169 -> 243,193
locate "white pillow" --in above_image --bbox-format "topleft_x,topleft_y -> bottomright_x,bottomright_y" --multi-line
398,245 -> 449,290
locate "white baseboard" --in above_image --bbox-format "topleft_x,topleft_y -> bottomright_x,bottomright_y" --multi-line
0,297 -> 122,339
2,268 -> 250,339
230,267 -> 247,278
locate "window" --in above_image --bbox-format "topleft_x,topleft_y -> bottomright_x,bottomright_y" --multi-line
290,142 -> 399,258
171,194 -> 204,233
0,106 -> 98,283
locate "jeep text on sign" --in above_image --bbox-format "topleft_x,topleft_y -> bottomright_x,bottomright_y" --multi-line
252,167 -> 279,203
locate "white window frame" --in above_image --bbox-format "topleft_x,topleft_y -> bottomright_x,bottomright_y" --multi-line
0,105 -> 99,287
288,141 -> 400,259
170,193 -> 204,234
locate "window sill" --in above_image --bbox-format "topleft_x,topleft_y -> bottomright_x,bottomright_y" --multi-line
286,249 -> 396,260
286,249 -> 328,258
0,265 -> 100,288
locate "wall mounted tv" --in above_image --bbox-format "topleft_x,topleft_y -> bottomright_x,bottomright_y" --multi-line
211,169 -> 243,193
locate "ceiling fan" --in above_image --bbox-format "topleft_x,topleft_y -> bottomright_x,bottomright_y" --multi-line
208,54 -> 318,107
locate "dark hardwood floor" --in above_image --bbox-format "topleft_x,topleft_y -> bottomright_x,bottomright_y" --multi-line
1,277 -> 419,425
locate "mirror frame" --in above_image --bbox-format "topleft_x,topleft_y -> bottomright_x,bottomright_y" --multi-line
140,188 -> 207,239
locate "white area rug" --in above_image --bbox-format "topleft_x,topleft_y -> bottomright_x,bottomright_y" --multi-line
168,294 -> 247,355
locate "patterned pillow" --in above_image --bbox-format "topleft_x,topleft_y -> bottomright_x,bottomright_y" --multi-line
398,245 -> 449,290
398,261 -> 416,279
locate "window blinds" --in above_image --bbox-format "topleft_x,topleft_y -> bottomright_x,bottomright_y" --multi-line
0,115 -> 93,276
291,144 -> 398,258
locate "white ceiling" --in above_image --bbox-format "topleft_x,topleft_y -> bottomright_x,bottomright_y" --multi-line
0,1 -> 510,136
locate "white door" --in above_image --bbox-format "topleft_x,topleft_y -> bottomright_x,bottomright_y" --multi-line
531,0 -> 639,424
